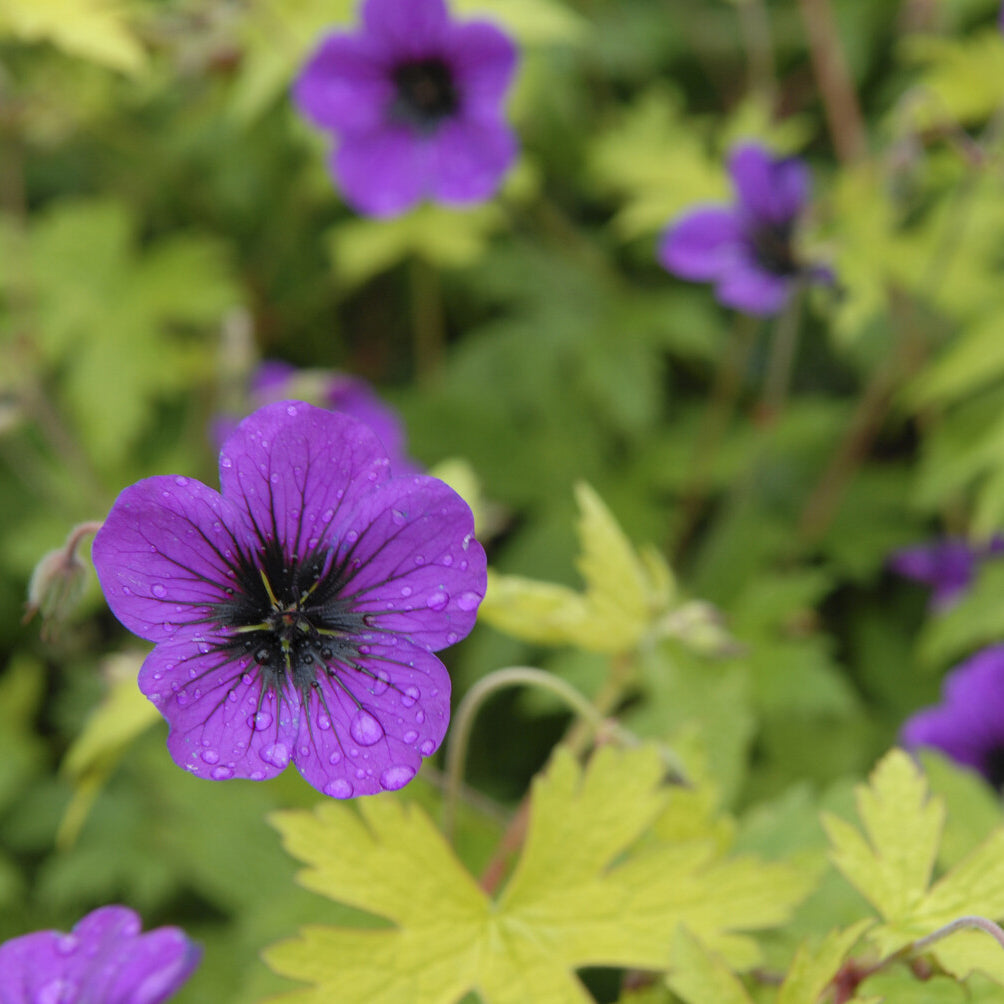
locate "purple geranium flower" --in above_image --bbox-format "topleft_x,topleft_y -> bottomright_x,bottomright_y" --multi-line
658,142 -> 823,316
890,536 -> 1004,611
293,0 -> 518,217
215,360 -> 421,475
0,905 -> 200,1004
902,645 -> 1004,788
93,401 -> 486,798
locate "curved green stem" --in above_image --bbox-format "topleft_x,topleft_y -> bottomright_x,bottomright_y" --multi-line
911,915 -> 1004,955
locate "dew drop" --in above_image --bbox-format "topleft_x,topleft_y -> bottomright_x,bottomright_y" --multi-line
414,554 -> 425,565
400,585 -> 413,598
380,765 -> 415,791
325,779 -> 353,798
446,632 -> 459,645
403,729 -> 419,744
55,935 -> 77,957
456,591 -> 481,612
322,508 -> 335,522
372,670 -> 390,696
121,586 -> 131,596
328,751 -> 342,765
346,530 -> 359,543
426,590 -> 449,611
415,710 -> 426,725
220,455 -> 233,469
201,749 -> 220,765
391,509 -> 407,525
401,686 -> 420,707
355,768 -> 367,780
318,713 -> 331,730
261,742 -> 290,768
211,765 -> 235,780
151,583 -> 167,598
249,711 -> 272,730
250,771 -> 266,781
350,710 -> 384,746
37,979 -> 75,1004
174,476 -> 189,486
286,404 -> 299,416
419,739 -> 436,756
442,554 -> 453,566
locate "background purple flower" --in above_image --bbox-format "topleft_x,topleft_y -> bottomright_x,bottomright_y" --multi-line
93,401 -> 486,798
215,360 -> 421,475
0,905 -> 200,1004
658,142 -> 820,316
889,536 -> 1004,611
901,645 -> 1004,788
293,0 -> 518,217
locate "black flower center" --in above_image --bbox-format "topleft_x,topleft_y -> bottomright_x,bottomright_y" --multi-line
390,58 -> 458,132
985,746 -> 1004,790
747,221 -> 799,278
213,538 -> 368,698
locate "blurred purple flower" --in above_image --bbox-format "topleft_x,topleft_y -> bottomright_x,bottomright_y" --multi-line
0,905 -> 200,1004
215,360 -> 421,475
93,401 -> 486,798
902,645 -> 1004,787
889,536 -> 1004,611
658,143 -> 826,316
293,0 -> 518,217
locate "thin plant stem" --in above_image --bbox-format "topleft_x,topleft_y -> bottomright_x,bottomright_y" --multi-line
911,915 -> 1004,955
736,0 -> 777,101
796,0 -> 868,163
409,257 -> 446,386
443,666 -> 636,844
760,283 -> 804,420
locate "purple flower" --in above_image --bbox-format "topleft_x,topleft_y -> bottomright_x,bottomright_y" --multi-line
0,905 -> 200,1004
293,0 -> 518,217
889,536 -> 1004,611
93,401 -> 486,798
902,645 -> 1004,788
216,360 -> 421,475
658,143 -> 822,316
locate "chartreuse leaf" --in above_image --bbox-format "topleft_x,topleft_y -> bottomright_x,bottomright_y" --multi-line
58,651 -> 161,847
0,0 -> 146,74
666,927 -> 753,1004
775,921 -> 871,1004
265,745 -> 812,1003
480,482 -> 674,653
824,750 -> 1004,985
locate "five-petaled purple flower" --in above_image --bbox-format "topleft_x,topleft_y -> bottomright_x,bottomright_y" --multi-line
658,142 -> 822,316
0,905 -> 200,1004
293,0 -> 518,217
890,536 -> 1004,611
901,645 -> 1004,788
215,360 -> 421,475
93,401 -> 486,798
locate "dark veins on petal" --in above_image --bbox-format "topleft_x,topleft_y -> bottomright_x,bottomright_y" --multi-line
207,535 -> 377,717
390,57 -> 459,132
746,220 -> 799,278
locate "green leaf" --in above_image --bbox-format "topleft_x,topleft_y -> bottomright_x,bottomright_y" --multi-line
0,0 -> 146,73
265,745 -> 812,1003
776,921 -> 871,1004
666,927 -> 754,1004
455,0 -> 588,44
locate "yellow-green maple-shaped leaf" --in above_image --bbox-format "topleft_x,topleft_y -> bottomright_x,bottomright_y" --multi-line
479,483 -> 674,653
776,921 -> 871,1004
0,0 -> 146,73
666,927 -> 753,1004
265,745 -> 812,1003
825,749 -> 1004,984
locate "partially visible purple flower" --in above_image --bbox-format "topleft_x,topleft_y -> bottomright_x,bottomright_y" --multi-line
215,360 -> 421,475
889,536 -> 1004,611
294,0 -> 519,217
93,401 -> 486,798
0,906 -> 200,1004
902,645 -> 1004,788
658,142 -> 827,316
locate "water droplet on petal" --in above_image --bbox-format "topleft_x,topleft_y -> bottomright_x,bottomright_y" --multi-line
318,714 -> 331,730
151,583 -> 167,598
426,590 -> 449,611
403,729 -> 419,744
391,509 -> 407,525
328,751 -> 342,765
220,455 -> 233,469
349,710 -> 384,746
401,686 -> 420,707
174,476 -> 189,486
346,530 -> 358,543
415,710 -> 425,724
211,765 -> 235,780
286,404 -> 299,416
456,591 -> 481,612
355,768 -> 367,780
261,742 -> 290,768
201,749 -> 220,765
414,554 -> 425,565
400,585 -> 413,598
372,671 -> 390,696
420,739 -> 436,756
380,765 -> 415,791
55,935 -> 77,957
325,778 -> 353,798
37,979 -> 75,1004
249,711 -> 272,730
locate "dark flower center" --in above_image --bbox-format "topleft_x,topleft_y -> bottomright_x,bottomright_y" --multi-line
390,58 -> 458,132
985,746 -> 1004,790
747,221 -> 799,278
213,538 -> 369,700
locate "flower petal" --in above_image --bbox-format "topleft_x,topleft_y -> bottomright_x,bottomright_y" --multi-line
729,143 -> 809,228
218,401 -> 392,564
428,115 -> 517,204
293,30 -> 393,133
715,255 -> 792,316
362,0 -> 450,58
140,639 -> 298,782
658,207 -> 741,282
338,474 -> 486,651
92,477 -> 245,643
293,637 -> 450,797
332,126 -> 430,217
446,20 -> 518,112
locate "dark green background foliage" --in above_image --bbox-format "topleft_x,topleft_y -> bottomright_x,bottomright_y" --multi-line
3,0 -> 1004,1000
